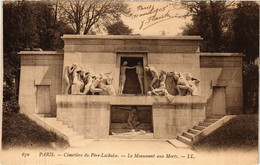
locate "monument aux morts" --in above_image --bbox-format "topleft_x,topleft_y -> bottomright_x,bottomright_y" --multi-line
18,35 -> 243,140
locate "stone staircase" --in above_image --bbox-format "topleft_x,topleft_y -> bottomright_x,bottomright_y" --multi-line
176,115 -> 231,146
33,115 -> 93,147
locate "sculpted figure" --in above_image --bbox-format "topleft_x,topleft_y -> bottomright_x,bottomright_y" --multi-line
127,106 -> 140,129
172,71 -> 198,96
83,71 -> 94,94
98,72 -> 116,95
89,74 -> 103,95
145,66 -> 159,91
71,67 -> 85,94
119,61 -> 135,94
63,63 -> 78,95
149,70 -> 174,102
186,73 -> 200,95
133,61 -> 144,94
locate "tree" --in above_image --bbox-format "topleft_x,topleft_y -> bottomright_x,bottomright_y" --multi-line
231,2 -> 259,63
3,1 -> 74,112
181,1 -> 234,52
106,20 -> 132,35
181,1 -> 259,113
58,1 -> 131,34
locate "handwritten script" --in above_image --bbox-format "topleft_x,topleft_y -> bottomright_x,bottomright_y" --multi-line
132,4 -> 176,30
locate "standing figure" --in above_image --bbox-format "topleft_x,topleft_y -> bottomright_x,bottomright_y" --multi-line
127,106 -> 140,129
134,61 -> 144,94
145,66 -> 159,91
63,63 -> 78,95
119,61 -> 135,94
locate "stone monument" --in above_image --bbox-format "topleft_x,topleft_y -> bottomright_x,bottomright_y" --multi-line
18,35 -> 244,139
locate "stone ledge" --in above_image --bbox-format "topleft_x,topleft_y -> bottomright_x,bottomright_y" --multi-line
200,53 -> 244,57
18,51 -> 64,55
62,35 -> 203,40
56,95 -> 207,107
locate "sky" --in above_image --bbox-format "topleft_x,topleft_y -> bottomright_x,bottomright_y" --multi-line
121,1 -> 192,36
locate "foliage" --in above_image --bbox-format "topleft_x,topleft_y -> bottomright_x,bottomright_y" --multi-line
231,2 -> 259,63
243,63 -> 259,113
181,1 -> 259,113
181,1 -> 259,63
3,1 -> 75,113
106,20 -> 132,35
58,1 -> 131,34
181,1 -> 234,52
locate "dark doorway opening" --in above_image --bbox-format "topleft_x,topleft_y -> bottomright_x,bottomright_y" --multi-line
121,57 -> 143,94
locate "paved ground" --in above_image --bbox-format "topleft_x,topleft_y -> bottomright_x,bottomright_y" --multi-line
1,140 -> 258,165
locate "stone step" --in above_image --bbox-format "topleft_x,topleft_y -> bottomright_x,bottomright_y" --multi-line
205,118 -> 219,123
193,125 -> 206,131
210,115 -> 224,119
177,135 -> 192,146
198,122 -> 212,127
167,139 -> 190,149
183,132 -> 195,140
188,129 -> 201,135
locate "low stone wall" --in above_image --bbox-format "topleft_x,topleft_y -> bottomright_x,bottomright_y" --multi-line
18,51 -> 63,116
56,95 -> 206,139
200,53 -> 243,115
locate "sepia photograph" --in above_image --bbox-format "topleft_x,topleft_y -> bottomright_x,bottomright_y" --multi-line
1,1 -> 259,164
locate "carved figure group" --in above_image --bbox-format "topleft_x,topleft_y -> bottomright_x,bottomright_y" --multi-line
145,66 -> 200,97
64,63 -> 199,97
64,63 -> 115,95
171,71 -> 200,96
119,61 -> 144,94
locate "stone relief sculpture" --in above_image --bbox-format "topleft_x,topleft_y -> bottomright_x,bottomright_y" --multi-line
172,71 -> 200,96
71,67 -> 85,94
186,73 -> 200,95
119,61 -> 135,94
127,106 -> 140,129
63,63 -> 78,95
144,66 -> 159,91
147,69 -> 175,102
64,63 -> 115,95
133,61 -> 144,94
96,72 -> 116,95
145,66 -> 200,97
64,63 -> 199,97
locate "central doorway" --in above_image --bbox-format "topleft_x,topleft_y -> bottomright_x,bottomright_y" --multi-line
121,57 -> 143,94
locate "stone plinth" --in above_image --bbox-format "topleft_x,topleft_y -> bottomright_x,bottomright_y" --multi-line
56,95 -> 206,139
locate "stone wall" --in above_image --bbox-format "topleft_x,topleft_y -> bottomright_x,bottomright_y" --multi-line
200,53 -> 243,115
62,35 -> 202,94
153,96 -> 206,139
18,51 -> 63,116
56,95 -> 206,139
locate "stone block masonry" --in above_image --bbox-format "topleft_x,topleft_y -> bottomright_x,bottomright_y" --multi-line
56,95 -> 207,139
